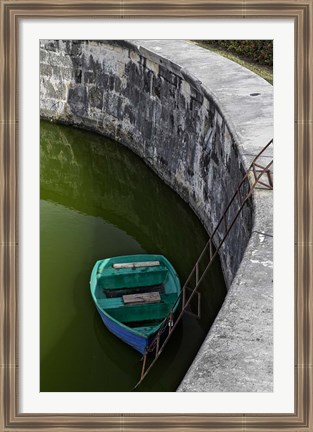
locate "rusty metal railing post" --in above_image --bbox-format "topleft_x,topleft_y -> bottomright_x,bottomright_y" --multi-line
155,334 -> 160,357
168,311 -> 174,333
209,238 -> 213,260
195,262 -> 199,285
141,353 -> 147,380
197,291 -> 201,320
182,285 -> 186,308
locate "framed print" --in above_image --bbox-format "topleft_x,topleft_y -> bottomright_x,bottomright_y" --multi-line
0,1 -> 312,431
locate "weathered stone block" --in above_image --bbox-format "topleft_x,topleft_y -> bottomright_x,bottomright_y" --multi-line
40,49 -> 47,63
61,68 -> 73,81
84,71 -> 94,84
44,40 -> 59,52
190,86 -> 204,105
74,69 -> 82,84
124,104 -> 136,124
88,86 -> 103,110
127,61 -> 142,84
68,86 -> 87,116
152,75 -> 162,99
114,76 -> 122,93
116,96 -> 124,120
159,65 -> 180,87
95,72 -> 109,88
152,100 -> 162,123
103,92 -> 120,118
143,69 -> 152,94
71,40 -> 82,57
48,52 -> 72,68
109,75 -> 115,91
124,84 -> 140,106
54,82 -> 67,100
40,63 -> 53,77
143,120 -> 153,140
72,56 -> 82,69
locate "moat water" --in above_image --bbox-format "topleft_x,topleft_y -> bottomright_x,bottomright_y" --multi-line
40,120 -> 227,392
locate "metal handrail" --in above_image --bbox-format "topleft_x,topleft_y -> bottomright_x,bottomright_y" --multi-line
133,139 -> 273,389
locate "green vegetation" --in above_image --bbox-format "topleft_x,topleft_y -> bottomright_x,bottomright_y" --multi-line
192,40 -> 273,85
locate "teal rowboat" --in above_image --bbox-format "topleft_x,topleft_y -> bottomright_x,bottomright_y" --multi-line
90,254 -> 181,354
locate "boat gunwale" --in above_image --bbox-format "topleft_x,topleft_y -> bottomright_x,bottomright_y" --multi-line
90,255 -> 181,339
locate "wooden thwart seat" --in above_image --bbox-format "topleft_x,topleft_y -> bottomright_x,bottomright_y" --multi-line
122,291 -> 161,305
113,261 -> 160,269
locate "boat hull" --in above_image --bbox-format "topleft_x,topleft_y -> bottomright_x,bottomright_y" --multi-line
90,254 -> 181,354
96,306 -> 152,354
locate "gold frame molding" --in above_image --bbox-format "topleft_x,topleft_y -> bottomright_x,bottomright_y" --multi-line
0,1 -> 312,431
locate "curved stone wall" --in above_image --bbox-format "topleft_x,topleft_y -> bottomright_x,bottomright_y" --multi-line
40,39 -> 254,287
40,39 -> 273,391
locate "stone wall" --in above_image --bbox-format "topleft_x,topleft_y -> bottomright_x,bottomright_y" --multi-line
40,39 -> 253,288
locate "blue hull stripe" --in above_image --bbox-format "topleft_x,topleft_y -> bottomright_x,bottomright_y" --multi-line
97,307 -> 149,354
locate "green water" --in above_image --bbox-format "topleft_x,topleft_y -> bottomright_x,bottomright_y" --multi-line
40,120 -> 227,392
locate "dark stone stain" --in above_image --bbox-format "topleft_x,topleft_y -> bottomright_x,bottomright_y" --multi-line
187,167 -> 194,177
115,76 -> 122,93
84,71 -> 94,84
68,86 -> 87,116
210,146 -> 220,166
139,55 -> 147,68
159,65 -> 180,87
232,140 -> 239,158
143,120 -> 153,140
45,40 -> 59,52
125,104 -> 136,124
87,54 -> 95,70
161,106 -> 169,122
74,69 -> 82,84
109,75 -> 115,91
221,119 -> 226,144
158,156 -> 168,167
208,105 -> 216,128
143,70 -> 152,93
152,75 -> 162,99
88,87 -> 103,110
170,114 -> 175,128
203,182 -> 209,201
72,56 -> 82,70
71,40 -> 82,57
200,150 -> 211,177
65,41 -> 71,52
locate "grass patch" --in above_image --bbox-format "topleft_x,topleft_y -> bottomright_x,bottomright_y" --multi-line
191,41 -> 273,85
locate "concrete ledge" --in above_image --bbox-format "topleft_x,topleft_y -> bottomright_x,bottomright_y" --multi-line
178,189 -> 273,392
39,39 -> 273,391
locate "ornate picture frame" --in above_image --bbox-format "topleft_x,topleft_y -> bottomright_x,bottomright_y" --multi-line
0,1 -> 312,431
